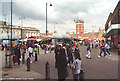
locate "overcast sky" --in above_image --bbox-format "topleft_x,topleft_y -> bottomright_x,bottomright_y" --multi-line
0,0 -> 119,33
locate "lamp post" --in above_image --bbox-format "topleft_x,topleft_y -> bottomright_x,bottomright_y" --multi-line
54,23 -> 57,33
19,17 -> 25,39
9,0 -> 12,68
46,3 -> 52,37
91,25 -> 96,39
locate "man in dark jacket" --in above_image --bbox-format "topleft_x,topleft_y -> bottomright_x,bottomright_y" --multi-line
55,45 -> 60,68
87,43 -> 90,51
14,45 -> 21,65
68,46 -> 73,64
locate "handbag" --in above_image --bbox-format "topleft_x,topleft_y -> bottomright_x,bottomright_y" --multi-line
106,44 -> 110,49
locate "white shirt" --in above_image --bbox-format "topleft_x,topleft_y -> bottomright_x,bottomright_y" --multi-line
28,47 -> 33,53
71,59 -> 81,74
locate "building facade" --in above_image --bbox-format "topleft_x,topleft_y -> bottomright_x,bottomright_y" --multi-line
104,1 -> 120,48
40,32 -> 53,38
0,21 -> 40,39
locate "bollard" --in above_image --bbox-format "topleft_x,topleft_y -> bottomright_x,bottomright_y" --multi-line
8,54 -> 12,68
22,52 -> 25,64
44,48 -> 46,54
27,57 -> 30,71
50,48 -> 51,53
45,62 -> 50,80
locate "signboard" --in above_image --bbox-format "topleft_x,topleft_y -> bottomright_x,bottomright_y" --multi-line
3,40 -> 9,45
2,39 -> 18,47
52,39 -> 54,44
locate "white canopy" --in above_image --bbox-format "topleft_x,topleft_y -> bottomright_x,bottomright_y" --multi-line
36,39 -> 42,41
52,33 -> 71,39
18,38 -> 27,42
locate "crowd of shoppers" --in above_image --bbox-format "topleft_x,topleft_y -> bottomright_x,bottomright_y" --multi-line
12,43 -> 40,65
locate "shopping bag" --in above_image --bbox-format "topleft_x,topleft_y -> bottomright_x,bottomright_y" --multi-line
13,55 -> 17,63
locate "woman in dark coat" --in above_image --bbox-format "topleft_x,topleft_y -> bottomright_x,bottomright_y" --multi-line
14,45 -> 21,65
56,47 -> 68,81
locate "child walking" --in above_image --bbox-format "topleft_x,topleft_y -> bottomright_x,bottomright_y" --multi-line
86,49 -> 92,59
70,51 -> 82,81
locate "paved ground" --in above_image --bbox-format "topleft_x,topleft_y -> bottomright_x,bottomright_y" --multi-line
1,46 -> 119,80
30,46 -> 119,79
2,64 -> 45,79
1,50 -> 45,80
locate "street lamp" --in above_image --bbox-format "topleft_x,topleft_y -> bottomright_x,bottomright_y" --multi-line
9,0 -> 12,68
19,17 -> 25,39
91,25 -> 96,39
46,3 -> 52,37
54,23 -> 57,33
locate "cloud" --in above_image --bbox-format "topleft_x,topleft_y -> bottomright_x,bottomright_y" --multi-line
0,0 -> 119,33
12,2 -> 45,20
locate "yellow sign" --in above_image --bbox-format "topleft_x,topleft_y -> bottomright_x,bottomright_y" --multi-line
12,41 -> 15,47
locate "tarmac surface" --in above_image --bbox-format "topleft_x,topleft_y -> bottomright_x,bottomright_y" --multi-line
30,46 -> 119,79
1,45 -> 119,80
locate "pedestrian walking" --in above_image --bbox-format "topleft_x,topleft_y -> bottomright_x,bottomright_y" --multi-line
105,42 -> 111,56
95,41 -> 98,48
1,43 -> 4,51
23,44 -> 27,53
56,47 -> 68,81
87,43 -> 90,51
49,44 -> 52,53
4,44 -> 7,51
34,45 -> 38,62
67,46 -> 73,65
70,51 -> 82,81
66,45 -> 70,56
86,49 -> 92,59
55,45 -> 61,68
92,42 -> 94,48
14,45 -> 21,65
75,46 -> 80,52
28,46 -> 33,58
98,40 -> 107,57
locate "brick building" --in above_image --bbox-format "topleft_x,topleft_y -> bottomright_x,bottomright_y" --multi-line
75,20 -> 84,35
66,29 -> 105,41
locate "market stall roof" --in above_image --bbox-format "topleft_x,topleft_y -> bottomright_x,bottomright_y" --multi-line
36,39 -> 41,41
52,33 -> 71,39
0,33 -> 19,40
41,38 -> 50,41
18,38 -> 27,42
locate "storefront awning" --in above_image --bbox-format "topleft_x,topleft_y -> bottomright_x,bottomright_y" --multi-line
105,24 -> 120,37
